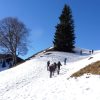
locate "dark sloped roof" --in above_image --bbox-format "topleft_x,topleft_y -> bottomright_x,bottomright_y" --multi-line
0,54 -> 24,62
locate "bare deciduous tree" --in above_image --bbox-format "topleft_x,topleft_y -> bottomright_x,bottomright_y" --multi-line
0,17 -> 29,65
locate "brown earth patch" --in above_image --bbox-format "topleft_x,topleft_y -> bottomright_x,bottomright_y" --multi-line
71,61 -> 100,77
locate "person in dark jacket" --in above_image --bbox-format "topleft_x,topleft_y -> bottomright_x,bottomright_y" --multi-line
80,50 -> 82,55
64,58 -> 67,65
53,62 -> 57,75
47,61 -> 50,71
92,49 -> 94,54
49,64 -> 54,78
57,61 -> 62,75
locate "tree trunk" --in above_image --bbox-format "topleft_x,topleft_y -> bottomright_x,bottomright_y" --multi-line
12,53 -> 17,66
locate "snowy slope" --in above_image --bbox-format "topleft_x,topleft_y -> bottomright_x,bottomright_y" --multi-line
0,50 -> 100,100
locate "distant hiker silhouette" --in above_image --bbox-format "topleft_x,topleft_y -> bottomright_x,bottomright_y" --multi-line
92,49 -> 94,54
49,62 -> 57,78
89,50 -> 91,54
53,62 -> 57,75
49,64 -> 54,78
64,58 -> 67,65
80,50 -> 82,55
57,61 -> 62,75
47,61 -> 50,71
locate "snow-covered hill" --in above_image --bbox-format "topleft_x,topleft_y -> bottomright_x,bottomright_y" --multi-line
0,49 -> 100,100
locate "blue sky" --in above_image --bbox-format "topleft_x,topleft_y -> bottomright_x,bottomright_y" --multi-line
0,0 -> 100,59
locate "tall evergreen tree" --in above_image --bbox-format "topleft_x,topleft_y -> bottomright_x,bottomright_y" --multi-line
53,4 -> 75,52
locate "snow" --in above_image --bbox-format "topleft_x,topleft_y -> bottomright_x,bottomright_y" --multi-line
0,49 -> 100,100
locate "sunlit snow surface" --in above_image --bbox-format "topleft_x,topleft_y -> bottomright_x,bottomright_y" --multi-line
0,49 -> 100,100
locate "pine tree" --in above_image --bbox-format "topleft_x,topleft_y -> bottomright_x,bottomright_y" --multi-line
53,4 -> 75,52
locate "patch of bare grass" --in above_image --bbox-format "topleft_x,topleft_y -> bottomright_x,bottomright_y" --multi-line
71,61 -> 100,77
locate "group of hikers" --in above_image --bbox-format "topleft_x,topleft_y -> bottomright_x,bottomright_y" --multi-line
47,60 -> 62,78
47,58 -> 67,78
46,49 -> 94,78
80,49 -> 94,55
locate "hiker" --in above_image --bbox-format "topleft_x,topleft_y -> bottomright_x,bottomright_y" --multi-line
53,62 -> 57,75
49,64 -> 54,78
57,61 -> 62,75
92,49 -> 94,54
47,60 -> 50,71
80,50 -> 82,55
89,50 -> 91,54
64,58 -> 67,65
49,62 -> 57,78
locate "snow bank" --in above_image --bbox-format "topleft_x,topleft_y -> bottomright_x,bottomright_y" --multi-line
0,50 -> 100,100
